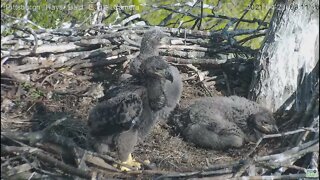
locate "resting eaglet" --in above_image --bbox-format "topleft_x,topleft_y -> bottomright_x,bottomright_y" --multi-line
88,56 -> 174,170
171,96 -> 279,150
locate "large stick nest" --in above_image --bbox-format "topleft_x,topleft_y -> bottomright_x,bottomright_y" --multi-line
1,25 -> 319,179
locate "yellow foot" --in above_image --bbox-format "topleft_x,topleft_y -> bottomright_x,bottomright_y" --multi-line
113,153 -> 141,171
143,160 -> 150,165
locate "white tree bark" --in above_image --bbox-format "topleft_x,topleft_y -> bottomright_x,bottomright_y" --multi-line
249,0 -> 319,112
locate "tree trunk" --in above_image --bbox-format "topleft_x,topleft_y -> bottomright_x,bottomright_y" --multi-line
249,0 -> 319,113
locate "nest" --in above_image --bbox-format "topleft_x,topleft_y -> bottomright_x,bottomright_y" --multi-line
1,25 -> 319,179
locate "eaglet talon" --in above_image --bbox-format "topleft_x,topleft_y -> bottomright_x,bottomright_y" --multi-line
113,153 -> 141,171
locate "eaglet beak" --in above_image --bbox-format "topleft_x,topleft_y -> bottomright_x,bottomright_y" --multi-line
159,33 -> 170,44
156,69 -> 173,82
164,69 -> 174,82
261,124 -> 279,134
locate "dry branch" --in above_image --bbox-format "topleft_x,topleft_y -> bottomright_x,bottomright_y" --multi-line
2,145 -> 92,179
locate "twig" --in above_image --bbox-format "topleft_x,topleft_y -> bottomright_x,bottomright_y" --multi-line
155,169 -> 233,180
234,0 -> 255,30
10,55 -> 129,73
230,174 -> 307,180
246,128 -> 318,158
1,67 -> 31,83
295,84 -> 319,145
160,44 -> 208,51
40,72 -> 62,86
222,71 -> 232,95
155,5 -> 268,27
238,33 -> 266,45
2,145 -> 92,179
121,14 -> 141,26
255,139 -> 319,164
197,0 -> 204,30
204,160 -> 246,171
164,56 -> 227,65
232,159 -> 251,177
12,25 -> 38,54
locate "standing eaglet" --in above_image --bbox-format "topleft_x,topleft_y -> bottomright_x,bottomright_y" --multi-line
171,96 -> 279,150
128,27 -> 183,122
88,56 -> 174,171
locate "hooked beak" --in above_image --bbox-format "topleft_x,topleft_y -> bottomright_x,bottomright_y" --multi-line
164,70 -> 174,82
261,124 -> 279,134
155,69 -> 173,82
158,33 -> 170,47
159,37 -> 169,46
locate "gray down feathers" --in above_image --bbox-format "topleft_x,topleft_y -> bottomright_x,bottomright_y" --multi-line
187,96 -> 268,131
172,96 -> 278,150
156,65 -> 183,120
